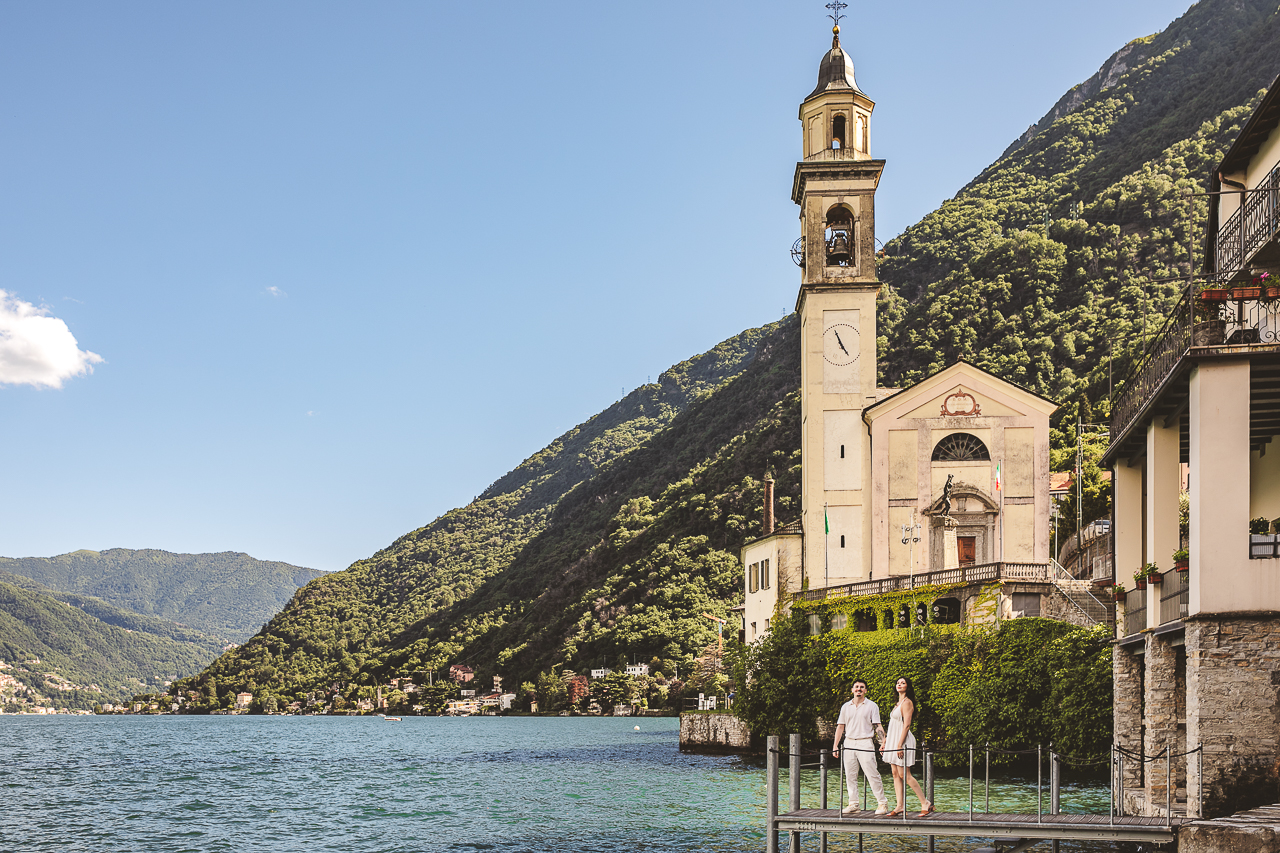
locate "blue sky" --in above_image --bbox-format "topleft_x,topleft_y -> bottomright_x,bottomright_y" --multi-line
0,1 -> 1194,571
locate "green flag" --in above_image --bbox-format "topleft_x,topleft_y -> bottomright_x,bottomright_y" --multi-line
824,504 -> 829,535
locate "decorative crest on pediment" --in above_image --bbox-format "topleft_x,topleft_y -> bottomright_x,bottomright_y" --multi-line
941,389 -> 981,417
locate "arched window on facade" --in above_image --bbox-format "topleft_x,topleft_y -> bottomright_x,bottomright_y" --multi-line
831,115 -> 846,149
931,432 -> 991,462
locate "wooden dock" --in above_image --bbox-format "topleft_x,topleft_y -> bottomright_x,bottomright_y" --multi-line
765,735 -> 1183,852
775,808 -> 1179,844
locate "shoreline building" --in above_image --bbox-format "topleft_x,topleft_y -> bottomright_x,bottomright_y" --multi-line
1103,72 -> 1280,818
740,27 -> 1106,644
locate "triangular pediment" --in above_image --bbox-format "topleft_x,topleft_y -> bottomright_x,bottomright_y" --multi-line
865,361 -> 1057,424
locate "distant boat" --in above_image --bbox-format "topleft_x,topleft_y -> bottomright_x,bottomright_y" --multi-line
383,716 -> 402,722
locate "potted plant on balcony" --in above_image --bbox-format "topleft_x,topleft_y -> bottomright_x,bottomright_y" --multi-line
1133,567 -> 1147,590
1250,517 -> 1271,535
1145,562 -> 1163,586
1198,283 -> 1231,303
1173,548 -> 1189,572
1234,281 -> 1263,300
1256,271 -> 1280,301
1194,288 -> 1228,345
1110,583 -> 1126,602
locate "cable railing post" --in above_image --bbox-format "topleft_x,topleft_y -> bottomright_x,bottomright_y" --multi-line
820,748 -> 829,853
1050,748 -> 1060,814
926,751 -> 936,853
1051,749 -> 1060,853
837,743 -> 845,818
1109,747 -> 1116,827
1198,745 -> 1203,819
767,735 -> 779,853
969,744 -> 974,821
1166,744 -> 1172,828
1037,744 -> 1043,823
790,733 -> 801,853
1118,750 -> 1125,818
984,743 -> 990,814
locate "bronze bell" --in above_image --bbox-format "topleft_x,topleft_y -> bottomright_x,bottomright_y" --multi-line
826,228 -> 851,262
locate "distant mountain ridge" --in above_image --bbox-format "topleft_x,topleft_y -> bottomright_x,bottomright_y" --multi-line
0,571 -> 224,708
0,548 -> 323,643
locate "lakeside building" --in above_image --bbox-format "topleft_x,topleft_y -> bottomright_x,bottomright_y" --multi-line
740,30 -> 1107,642
1102,72 -> 1280,819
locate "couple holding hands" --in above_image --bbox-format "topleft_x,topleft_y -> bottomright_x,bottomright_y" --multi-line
831,676 -> 934,817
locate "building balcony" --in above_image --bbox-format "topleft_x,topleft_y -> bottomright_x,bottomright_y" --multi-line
1213,162 -> 1280,284
1106,282 -> 1280,463
796,561 -> 1051,602
1157,569 -> 1189,625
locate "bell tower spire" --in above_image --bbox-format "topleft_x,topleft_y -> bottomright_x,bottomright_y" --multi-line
792,7 -> 886,587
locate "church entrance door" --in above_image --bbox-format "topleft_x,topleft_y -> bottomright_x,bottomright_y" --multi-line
958,536 -> 976,566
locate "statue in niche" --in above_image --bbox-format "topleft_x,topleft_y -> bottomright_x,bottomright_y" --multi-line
939,474 -> 955,519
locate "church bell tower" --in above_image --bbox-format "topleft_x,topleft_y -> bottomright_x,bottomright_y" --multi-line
793,14 -> 884,586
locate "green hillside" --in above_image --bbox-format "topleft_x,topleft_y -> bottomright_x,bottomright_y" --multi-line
0,572 -> 222,709
174,0 -> 1278,710
0,548 -> 322,642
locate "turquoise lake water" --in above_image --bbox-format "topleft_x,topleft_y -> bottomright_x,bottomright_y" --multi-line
1,715 -> 1129,852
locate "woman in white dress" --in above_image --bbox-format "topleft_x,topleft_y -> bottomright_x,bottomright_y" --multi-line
884,676 -> 933,817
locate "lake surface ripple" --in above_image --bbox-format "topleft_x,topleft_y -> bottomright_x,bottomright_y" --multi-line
0,716 -> 1125,852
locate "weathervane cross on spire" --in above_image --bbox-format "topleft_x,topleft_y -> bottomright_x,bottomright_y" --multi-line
825,0 -> 847,29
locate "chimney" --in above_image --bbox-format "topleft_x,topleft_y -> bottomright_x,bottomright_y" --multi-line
763,474 -> 775,535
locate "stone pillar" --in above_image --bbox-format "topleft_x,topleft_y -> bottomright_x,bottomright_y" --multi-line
1188,360 -> 1251,616
941,516 -> 959,570
1185,614 -> 1280,819
1146,419 -> 1181,629
1113,643 -> 1144,790
1113,461 -> 1143,609
1143,634 -> 1178,815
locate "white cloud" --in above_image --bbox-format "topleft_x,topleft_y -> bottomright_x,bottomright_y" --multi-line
266,286 -> 286,298
0,290 -> 103,388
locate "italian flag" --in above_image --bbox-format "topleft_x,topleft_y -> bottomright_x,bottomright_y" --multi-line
995,462 -> 1002,492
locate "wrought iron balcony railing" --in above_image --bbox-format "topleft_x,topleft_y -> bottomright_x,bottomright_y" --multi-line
1216,162 -> 1280,281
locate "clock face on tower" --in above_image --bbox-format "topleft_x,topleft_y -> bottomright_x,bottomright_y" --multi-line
823,323 -> 860,367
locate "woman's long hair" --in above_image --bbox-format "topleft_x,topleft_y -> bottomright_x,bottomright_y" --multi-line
893,675 -> 917,706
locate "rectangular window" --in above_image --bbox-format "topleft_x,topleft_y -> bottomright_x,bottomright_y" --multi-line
840,444 -> 845,458
831,613 -> 848,631
808,614 -> 822,635
1011,592 -> 1041,617
761,559 -> 770,589
748,562 -> 758,593
840,535 -> 845,548
750,621 -> 757,639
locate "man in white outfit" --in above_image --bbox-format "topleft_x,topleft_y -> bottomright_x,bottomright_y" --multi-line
831,679 -> 888,814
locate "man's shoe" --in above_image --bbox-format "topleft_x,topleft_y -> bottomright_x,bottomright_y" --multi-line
874,805 -> 889,816
841,804 -> 859,814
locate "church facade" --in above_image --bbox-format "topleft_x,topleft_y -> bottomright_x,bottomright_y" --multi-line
741,29 -> 1059,641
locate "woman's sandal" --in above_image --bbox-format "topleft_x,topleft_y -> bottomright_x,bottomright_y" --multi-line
885,808 -> 903,817
919,802 -> 935,817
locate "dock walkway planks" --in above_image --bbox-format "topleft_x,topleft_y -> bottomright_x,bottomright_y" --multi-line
776,808 -> 1180,843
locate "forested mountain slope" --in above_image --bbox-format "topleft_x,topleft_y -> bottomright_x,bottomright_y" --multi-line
0,549 -> 322,642
878,0 -> 1280,404
177,0 -> 1279,709
0,571 -> 224,708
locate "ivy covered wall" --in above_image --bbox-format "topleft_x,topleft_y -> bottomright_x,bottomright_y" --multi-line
734,602 -> 1112,766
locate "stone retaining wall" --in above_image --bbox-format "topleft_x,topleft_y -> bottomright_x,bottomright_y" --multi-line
679,712 -> 752,751
1186,613 -> 1280,818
